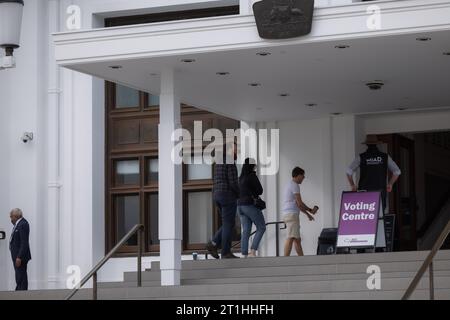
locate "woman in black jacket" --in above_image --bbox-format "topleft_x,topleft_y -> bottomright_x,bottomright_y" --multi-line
238,158 -> 266,257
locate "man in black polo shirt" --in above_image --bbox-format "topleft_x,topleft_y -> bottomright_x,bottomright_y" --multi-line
346,135 -> 401,252
346,135 -> 401,212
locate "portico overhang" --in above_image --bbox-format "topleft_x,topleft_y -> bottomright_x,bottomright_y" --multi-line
53,0 -> 450,121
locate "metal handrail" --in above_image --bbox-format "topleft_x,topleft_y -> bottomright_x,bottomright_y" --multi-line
231,221 -> 287,257
402,219 -> 450,300
225,221 -> 287,257
66,224 -> 144,300
204,221 -> 286,259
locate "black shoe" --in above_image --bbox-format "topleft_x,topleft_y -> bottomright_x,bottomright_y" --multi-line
206,241 -> 219,259
221,253 -> 239,259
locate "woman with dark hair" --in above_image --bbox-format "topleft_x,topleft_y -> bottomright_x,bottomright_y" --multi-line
238,158 -> 266,257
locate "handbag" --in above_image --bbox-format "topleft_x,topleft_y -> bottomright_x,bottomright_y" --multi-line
254,196 -> 266,210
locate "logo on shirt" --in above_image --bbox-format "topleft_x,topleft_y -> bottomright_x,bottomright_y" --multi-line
366,157 -> 383,165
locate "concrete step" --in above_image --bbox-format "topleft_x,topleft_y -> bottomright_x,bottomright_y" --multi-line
146,289 -> 450,300
2,272 -> 449,300
6,274 -> 449,300
125,259 -> 450,282
100,270 -> 450,288
147,250 -> 450,271
2,250 -> 449,300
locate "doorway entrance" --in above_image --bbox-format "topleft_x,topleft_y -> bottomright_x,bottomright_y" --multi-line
377,131 -> 450,252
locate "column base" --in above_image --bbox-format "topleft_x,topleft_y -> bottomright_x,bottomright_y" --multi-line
161,269 -> 181,286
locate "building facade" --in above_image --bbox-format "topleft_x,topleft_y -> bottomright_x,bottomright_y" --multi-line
1,0 -> 450,290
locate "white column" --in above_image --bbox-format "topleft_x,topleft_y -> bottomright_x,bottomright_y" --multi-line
158,68 -> 182,286
331,115 -> 357,227
321,117 -> 334,229
47,0 -> 62,288
258,121 -> 279,257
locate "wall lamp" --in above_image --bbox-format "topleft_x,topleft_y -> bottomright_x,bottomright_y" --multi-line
0,0 -> 25,70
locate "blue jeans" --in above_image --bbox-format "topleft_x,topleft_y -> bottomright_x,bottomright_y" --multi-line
212,196 -> 237,255
239,205 -> 266,255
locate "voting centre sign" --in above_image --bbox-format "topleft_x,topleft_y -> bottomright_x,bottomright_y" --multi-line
336,191 -> 383,249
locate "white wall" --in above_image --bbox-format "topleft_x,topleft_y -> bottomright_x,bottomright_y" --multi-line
0,54 -> 12,291
0,0 -> 48,290
361,109 -> 450,135
276,118 -> 333,255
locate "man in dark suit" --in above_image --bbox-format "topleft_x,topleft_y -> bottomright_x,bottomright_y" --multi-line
9,208 -> 31,291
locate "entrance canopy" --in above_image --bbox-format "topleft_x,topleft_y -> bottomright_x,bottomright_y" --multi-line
53,0 -> 450,121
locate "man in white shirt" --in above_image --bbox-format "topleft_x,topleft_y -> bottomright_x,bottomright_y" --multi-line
282,167 -> 318,256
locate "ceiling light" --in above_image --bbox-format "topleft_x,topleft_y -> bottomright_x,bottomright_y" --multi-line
395,107 -> 408,111
416,37 -> 431,42
181,58 -> 196,63
335,45 -> 350,49
305,103 -> 317,107
331,112 -> 342,116
216,72 -> 230,76
256,52 -> 271,56
443,52 -> 450,56
109,65 -> 122,69
278,93 -> 290,97
366,81 -> 385,90
149,73 -> 159,76
248,83 -> 261,87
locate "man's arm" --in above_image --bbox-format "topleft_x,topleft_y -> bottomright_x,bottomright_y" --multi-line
294,193 -> 314,221
387,156 -> 401,192
346,157 -> 360,192
16,222 -> 30,267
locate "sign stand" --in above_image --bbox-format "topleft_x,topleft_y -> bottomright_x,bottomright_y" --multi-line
383,214 -> 396,252
336,191 -> 384,252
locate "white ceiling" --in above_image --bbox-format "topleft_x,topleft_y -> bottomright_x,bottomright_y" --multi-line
72,29 -> 450,122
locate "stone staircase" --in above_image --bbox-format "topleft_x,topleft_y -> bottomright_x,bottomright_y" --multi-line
1,250 -> 450,300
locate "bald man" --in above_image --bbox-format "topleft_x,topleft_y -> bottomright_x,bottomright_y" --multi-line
9,209 -> 31,291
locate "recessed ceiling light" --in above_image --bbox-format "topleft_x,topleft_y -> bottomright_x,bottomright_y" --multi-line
216,72 -> 230,76
109,65 -> 122,69
395,107 -> 408,111
279,93 -> 290,97
416,37 -> 431,42
366,81 -> 385,90
443,52 -> 450,56
248,83 -> 261,87
335,45 -> 350,49
181,58 -> 196,63
256,52 -> 271,56
306,103 -> 317,107
331,112 -> 342,116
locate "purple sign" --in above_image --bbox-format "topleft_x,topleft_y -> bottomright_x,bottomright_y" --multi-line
336,192 -> 381,248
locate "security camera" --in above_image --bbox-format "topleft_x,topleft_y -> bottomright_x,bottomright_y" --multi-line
366,81 -> 385,90
21,132 -> 33,143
